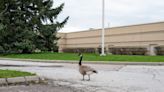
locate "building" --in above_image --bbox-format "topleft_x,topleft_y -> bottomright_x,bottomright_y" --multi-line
57,22 -> 164,55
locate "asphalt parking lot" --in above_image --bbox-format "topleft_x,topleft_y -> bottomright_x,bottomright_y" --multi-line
0,84 -> 78,92
0,60 -> 164,92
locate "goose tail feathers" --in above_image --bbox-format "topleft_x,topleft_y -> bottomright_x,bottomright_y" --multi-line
93,70 -> 98,73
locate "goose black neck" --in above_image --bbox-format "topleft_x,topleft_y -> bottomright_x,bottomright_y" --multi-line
79,56 -> 83,66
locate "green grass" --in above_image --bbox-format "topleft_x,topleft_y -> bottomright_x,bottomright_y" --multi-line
0,52 -> 164,62
0,69 -> 36,78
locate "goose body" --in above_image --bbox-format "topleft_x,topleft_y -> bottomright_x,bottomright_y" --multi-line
78,54 -> 97,81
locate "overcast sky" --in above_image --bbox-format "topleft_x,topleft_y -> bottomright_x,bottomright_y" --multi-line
53,0 -> 164,33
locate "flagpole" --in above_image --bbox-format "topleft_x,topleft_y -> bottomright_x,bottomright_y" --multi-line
100,0 -> 106,56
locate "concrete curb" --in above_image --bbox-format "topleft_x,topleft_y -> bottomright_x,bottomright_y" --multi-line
0,76 -> 45,86
0,58 -> 164,66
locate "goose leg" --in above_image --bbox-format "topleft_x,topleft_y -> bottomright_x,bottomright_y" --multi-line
82,75 -> 85,81
87,75 -> 90,81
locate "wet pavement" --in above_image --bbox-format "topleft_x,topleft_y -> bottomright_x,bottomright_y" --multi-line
0,60 -> 164,92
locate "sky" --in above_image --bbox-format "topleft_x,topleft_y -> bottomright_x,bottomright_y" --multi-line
53,0 -> 164,33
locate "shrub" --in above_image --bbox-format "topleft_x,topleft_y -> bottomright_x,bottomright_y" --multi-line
63,48 -> 96,53
155,46 -> 164,55
109,47 -> 147,55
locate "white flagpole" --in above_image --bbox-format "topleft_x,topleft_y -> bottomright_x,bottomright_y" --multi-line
101,0 -> 106,56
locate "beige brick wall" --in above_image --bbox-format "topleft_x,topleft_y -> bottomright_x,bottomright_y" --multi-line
57,22 -> 164,55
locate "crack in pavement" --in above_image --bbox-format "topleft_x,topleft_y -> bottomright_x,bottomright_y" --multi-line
146,69 -> 161,83
51,79 -> 138,92
51,79 -> 110,92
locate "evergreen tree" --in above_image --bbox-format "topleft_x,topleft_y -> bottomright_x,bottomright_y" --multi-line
0,0 -> 68,53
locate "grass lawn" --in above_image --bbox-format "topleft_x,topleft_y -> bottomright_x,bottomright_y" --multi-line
0,69 -> 35,78
0,52 -> 164,62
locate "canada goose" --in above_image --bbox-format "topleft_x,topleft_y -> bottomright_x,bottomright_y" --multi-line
78,53 -> 97,81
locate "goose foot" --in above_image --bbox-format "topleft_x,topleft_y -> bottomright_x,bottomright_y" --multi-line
87,79 -> 90,81
81,79 -> 85,81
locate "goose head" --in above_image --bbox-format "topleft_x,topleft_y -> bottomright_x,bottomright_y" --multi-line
78,53 -> 83,57
78,53 -> 83,66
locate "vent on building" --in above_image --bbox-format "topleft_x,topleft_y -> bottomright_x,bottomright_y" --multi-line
89,28 -> 95,31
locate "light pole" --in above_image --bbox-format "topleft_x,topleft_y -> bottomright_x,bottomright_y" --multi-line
100,0 -> 106,56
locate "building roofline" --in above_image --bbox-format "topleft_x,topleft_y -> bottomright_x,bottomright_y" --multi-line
58,21 -> 164,34
108,21 -> 164,29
